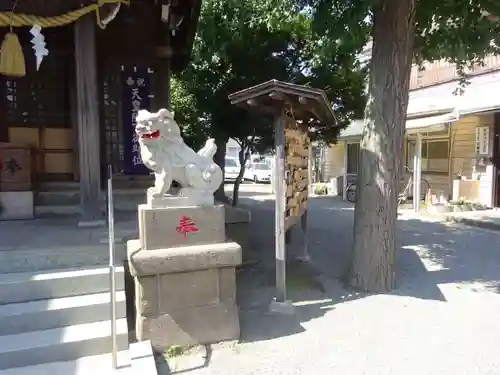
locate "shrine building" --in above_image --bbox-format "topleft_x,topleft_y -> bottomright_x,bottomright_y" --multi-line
0,0 -> 201,225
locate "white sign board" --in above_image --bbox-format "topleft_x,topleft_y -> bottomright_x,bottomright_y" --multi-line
475,126 -> 490,156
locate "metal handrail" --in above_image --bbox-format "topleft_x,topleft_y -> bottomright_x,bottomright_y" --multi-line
107,165 -> 118,369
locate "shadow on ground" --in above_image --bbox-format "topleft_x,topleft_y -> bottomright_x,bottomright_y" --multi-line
232,195 -> 500,345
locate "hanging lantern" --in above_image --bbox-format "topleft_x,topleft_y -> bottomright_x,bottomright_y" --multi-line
0,32 -> 26,77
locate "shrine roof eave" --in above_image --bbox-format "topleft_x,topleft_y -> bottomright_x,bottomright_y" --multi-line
0,0 -> 202,72
228,79 -> 338,129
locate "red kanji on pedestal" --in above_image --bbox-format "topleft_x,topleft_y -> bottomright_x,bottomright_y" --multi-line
176,216 -> 199,238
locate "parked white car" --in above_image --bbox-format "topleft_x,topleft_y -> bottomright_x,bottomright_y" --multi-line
244,162 -> 272,183
224,157 -> 240,181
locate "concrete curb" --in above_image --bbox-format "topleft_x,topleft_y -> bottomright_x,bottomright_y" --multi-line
443,215 -> 500,231
401,210 -> 500,232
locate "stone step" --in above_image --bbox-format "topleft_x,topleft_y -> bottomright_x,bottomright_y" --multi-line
39,178 -> 152,192
0,318 -> 129,370
0,291 -> 126,336
0,244 -> 129,275
38,181 -> 79,192
34,189 -> 147,216
35,189 -> 147,207
0,350 -> 132,375
0,266 -> 125,304
34,204 -> 140,216
35,190 -> 80,206
0,341 -> 158,375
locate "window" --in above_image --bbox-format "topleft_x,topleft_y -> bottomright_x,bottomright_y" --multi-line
225,158 -> 238,167
347,143 -> 360,174
407,139 -> 449,173
253,163 -> 269,171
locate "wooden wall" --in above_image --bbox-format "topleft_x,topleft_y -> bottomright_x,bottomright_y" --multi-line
324,113 -> 496,204
323,142 -> 345,181
449,114 -> 495,206
7,128 -> 74,179
409,55 -> 500,91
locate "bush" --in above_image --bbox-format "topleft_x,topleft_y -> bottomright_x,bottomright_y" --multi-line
313,184 -> 328,195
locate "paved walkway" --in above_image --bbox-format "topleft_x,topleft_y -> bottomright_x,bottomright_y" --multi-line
159,194 -> 500,375
0,213 -> 138,252
3,184 -> 500,374
438,209 -> 500,230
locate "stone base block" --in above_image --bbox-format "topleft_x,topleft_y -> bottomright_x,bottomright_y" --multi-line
137,300 -> 240,348
268,299 -> 295,315
0,191 -> 34,220
139,204 -> 225,250
127,240 -> 241,276
128,240 -> 242,348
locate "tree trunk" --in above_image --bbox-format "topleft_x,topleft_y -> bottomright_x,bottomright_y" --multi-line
214,137 -> 230,204
349,0 -> 416,292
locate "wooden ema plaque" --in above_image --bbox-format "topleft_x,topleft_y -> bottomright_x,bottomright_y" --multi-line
284,121 -> 309,231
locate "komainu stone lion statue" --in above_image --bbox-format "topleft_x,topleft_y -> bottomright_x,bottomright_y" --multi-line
135,108 -> 223,205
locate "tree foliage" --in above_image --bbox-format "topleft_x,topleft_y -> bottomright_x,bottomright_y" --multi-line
308,0 -> 500,79
170,77 -> 206,150
171,0 -> 367,203
172,0 -> 368,144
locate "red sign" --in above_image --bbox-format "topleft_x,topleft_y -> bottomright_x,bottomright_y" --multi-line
176,216 -> 199,238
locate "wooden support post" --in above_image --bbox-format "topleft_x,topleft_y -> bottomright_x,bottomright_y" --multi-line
274,113 -> 287,304
301,139 -> 310,262
165,59 -> 171,110
285,229 -> 292,245
308,144 -> 313,194
153,59 -> 171,111
75,15 -> 104,227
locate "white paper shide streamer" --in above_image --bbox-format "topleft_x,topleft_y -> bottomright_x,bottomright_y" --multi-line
30,24 -> 49,71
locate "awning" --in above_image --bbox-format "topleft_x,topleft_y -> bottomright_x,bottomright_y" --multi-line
406,109 -> 459,134
339,109 -> 458,140
339,120 -> 364,140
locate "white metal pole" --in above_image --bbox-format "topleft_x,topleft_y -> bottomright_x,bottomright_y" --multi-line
107,165 -> 117,369
343,142 -> 348,201
413,134 -> 422,212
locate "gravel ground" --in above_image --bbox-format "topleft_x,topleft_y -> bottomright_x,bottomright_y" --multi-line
159,188 -> 500,375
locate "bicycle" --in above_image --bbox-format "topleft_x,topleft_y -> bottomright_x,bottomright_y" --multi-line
345,166 -> 430,205
346,179 -> 357,203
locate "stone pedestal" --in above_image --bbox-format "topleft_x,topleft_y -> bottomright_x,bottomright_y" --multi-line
0,191 -> 34,220
128,203 -> 242,349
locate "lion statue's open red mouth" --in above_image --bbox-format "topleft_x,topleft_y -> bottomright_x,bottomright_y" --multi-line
140,130 -> 160,140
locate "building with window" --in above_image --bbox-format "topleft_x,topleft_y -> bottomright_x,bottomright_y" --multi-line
323,64 -> 500,209
226,138 -> 241,160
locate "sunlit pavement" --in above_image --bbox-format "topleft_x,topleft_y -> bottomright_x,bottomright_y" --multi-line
224,181 -> 274,199
164,190 -> 500,375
